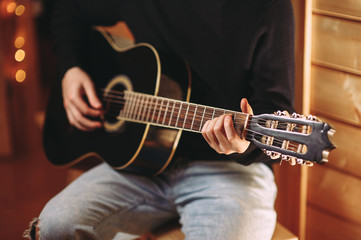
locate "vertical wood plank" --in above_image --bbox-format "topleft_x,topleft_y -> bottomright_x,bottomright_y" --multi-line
274,1 -> 308,239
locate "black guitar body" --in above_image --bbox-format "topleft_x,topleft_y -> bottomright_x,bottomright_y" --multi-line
44,29 -> 336,174
43,29 -> 191,175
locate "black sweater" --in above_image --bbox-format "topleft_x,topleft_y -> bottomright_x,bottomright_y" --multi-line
51,0 -> 295,165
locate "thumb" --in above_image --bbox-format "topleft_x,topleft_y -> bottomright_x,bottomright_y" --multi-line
240,98 -> 253,115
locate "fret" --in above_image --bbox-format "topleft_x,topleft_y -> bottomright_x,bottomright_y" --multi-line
133,93 -> 141,120
146,95 -> 154,122
213,108 -> 227,120
175,102 -> 183,127
120,91 -> 129,118
162,100 -> 170,125
191,105 -> 203,132
126,92 -> 136,119
136,94 -> 144,121
182,103 -> 190,129
131,93 -> 139,120
183,104 -> 195,130
157,99 -> 164,123
142,95 -> 149,122
190,105 -> 198,130
234,112 -> 248,138
199,106 -> 207,131
151,97 -> 158,123
168,100 -> 176,126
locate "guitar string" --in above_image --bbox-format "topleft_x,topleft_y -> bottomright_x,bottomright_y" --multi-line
100,89 -> 303,127
101,96 -> 307,145
101,89 -> 304,130
98,91 -> 307,152
102,99 -> 303,137
101,108 -> 304,152
105,109 -> 304,152
101,92 -> 305,131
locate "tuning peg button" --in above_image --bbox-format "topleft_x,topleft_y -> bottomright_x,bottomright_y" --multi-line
322,150 -> 330,162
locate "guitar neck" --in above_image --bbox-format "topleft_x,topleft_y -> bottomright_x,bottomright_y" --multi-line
105,90 -> 249,138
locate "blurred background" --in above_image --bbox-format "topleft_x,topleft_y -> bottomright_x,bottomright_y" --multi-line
0,0 -> 70,239
1,0 -> 361,239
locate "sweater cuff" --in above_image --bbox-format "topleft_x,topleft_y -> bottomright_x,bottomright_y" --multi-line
229,142 -> 272,165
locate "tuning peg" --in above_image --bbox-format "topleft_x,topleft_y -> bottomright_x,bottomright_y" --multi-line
306,114 -> 319,121
300,160 -> 314,167
328,128 -> 336,138
274,110 -> 290,117
291,112 -> 302,118
265,150 -> 282,159
281,155 -> 297,165
321,150 -> 330,163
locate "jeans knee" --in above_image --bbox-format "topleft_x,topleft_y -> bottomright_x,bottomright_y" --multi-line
34,205 -> 90,239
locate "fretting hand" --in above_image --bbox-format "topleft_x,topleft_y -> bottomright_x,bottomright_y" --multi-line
201,98 -> 253,155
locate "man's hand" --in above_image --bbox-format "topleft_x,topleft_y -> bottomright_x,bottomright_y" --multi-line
62,67 -> 103,131
201,98 -> 253,155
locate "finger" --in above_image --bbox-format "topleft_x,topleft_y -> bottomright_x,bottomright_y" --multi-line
72,95 -> 102,117
203,118 -> 222,152
224,115 -> 248,153
240,98 -> 253,115
201,120 -> 211,144
83,80 -> 102,110
67,103 -> 102,131
213,115 -> 233,152
65,107 -> 89,131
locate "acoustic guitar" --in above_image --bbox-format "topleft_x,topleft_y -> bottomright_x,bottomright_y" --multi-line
43,28 -> 336,175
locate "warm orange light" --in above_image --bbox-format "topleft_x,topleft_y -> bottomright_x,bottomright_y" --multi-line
15,4 -> 25,16
15,49 -> 25,62
6,2 -> 16,14
15,69 -> 26,82
14,36 -> 25,48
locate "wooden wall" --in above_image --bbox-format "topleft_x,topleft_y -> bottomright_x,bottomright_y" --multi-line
306,0 -> 361,239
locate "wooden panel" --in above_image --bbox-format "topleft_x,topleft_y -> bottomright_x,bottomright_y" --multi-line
311,66 -> 361,126
312,15 -> 361,74
306,205 -> 361,240
307,165 -> 361,226
313,0 -> 361,19
320,117 -> 361,178
291,0 -> 306,113
274,164 -> 302,236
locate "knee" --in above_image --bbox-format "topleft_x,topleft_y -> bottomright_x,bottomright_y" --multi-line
36,201 -> 94,239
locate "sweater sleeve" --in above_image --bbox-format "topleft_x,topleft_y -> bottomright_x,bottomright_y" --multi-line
51,0 -> 122,77
249,0 -> 295,115
233,0 -> 295,166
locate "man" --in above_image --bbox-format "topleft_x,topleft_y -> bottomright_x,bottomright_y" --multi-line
32,0 -> 295,239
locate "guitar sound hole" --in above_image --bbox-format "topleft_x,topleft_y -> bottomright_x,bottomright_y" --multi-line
103,84 -> 126,124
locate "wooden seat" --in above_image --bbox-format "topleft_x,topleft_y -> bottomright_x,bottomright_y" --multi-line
138,221 -> 298,240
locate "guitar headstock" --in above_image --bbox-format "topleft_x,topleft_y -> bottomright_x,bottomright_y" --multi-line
248,111 -> 336,166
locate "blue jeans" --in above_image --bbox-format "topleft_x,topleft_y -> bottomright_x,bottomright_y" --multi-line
37,161 -> 277,240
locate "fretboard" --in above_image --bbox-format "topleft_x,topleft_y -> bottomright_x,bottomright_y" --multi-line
115,91 -> 249,137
